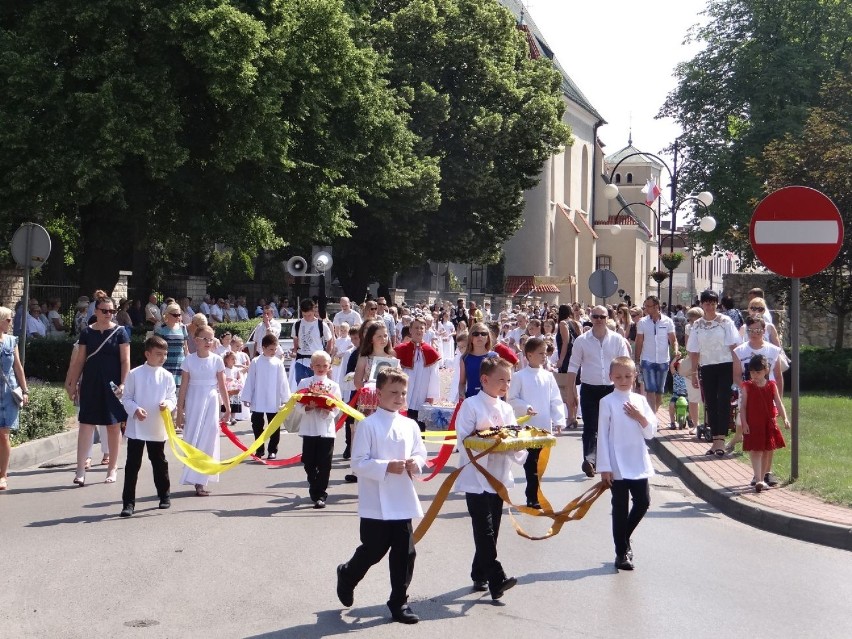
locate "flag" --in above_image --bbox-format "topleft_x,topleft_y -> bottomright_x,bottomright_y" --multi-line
641,177 -> 662,207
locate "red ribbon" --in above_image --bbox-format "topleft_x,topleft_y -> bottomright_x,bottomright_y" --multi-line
218,421 -> 302,466
417,401 -> 462,481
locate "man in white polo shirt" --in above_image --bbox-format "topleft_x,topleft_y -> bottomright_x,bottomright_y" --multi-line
333,296 -> 362,327
633,295 -> 678,415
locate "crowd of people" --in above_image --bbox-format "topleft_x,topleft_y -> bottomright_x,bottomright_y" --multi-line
0,285 -> 790,624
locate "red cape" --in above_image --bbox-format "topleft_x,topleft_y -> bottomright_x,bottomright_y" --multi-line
394,341 -> 441,369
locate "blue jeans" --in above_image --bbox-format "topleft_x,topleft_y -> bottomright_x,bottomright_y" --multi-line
640,361 -> 668,394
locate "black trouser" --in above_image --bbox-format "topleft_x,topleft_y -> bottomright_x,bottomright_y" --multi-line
523,447 -> 542,505
406,409 -> 426,433
343,417 -> 354,455
251,411 -> 280,457
579,383 -> 615,464
700,362 -> 734,438
465,492 -> 507,586
339,518 -> 415,609
610,478 -> 650,557
301,436 -> 335,502
122,438 -> 169,507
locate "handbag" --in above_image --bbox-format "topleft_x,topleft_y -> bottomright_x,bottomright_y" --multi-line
0,365 -> 24,408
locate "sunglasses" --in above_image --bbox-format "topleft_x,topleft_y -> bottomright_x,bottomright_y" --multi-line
750,307 -> 765,312
98,308 -> 116,315
591,314 -> 607,320
196,336 -> 215,343
170,313 -> 182,318
470,331 -> 489,337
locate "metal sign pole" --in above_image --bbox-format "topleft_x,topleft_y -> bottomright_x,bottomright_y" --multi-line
791,277 -> 800,480
19,225 -> 33,367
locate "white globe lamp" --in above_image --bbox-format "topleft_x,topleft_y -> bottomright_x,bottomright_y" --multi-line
699,216 -> 717,233
603,183 -> 619,200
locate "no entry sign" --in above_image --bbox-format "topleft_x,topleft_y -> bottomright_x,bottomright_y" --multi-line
749,186 -> 843,278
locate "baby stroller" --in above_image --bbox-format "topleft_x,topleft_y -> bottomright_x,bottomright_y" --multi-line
696,384 -> 739,443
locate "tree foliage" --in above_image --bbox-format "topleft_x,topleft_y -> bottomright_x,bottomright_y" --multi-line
0,0 -> 432,293
754,63 -> 852,349
660,0 -> 852,263
333,0 -> 571,297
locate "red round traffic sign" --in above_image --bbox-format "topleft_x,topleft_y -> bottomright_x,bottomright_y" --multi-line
749,186 -> 843,278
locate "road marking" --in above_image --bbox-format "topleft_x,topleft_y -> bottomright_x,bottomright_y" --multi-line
754,220 -> 839,244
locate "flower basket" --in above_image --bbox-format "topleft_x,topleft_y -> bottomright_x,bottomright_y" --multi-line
650,270 -> 669,284
660,252 -> 685,271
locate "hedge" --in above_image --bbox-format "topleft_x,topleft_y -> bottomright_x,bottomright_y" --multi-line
790,347 -> 852,392
10,383 -> 72,446
23,320 -> 262,382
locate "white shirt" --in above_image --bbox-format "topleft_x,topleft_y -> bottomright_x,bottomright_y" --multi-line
145,303 -> 162,325
26,314 -> 46,337
333,309 -> 363,327
453,392 -> 527,494
567,329 -> 631,386
687,314 -> 740,366
223,307 -> 237,322
596,389 -> 656,480
295,375 -> 341,437
241,355 -> 291,413
636,315 -> 676,364
121,364 -> 177,441
236,305 -> 249,321
249,318 -> 282,344
295,319 -> 331,358
337,346 -> 357,391
200,301 -> 211,316
733,342 -> 782,383
507,366 -> 566,433
352,408 -> 426,520
208,304 -> 223,323
400,343 -> 440,409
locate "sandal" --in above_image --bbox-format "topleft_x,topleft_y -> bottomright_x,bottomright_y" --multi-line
0,477 -> 7,490
73,475 -> 85,487
724,441 -> 736,454
101,455 -> 110,466
105,469 -> 118,483
715,449 -> 726,457
84,458 -> 92,470
705,449 -> 716,456
194,484 -> 210,497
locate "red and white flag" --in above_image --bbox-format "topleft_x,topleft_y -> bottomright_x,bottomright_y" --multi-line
642,177 -> 661,207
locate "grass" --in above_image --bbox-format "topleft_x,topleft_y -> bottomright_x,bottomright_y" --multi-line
735,393 -> 852,506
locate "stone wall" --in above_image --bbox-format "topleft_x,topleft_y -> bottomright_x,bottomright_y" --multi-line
0,269 -> 25,308
723,272 -> 852,348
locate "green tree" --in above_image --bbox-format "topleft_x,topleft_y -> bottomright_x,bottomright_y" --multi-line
0,0 -> 433,294
333,0 -> 571,297
660,0 -> 852,262
754,64 -> 852,349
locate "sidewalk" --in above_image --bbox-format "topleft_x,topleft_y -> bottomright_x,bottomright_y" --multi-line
650,407 -> 852,552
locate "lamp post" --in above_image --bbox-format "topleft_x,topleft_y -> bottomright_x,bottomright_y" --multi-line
604,139 -> 715,312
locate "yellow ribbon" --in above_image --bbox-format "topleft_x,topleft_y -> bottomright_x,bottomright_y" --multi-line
163,393 -> 365,475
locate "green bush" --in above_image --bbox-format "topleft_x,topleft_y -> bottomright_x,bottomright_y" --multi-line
11,384 -> 71,446
213,319 -> 260,340
24,335 -> 147,382
790,347 -> 852,392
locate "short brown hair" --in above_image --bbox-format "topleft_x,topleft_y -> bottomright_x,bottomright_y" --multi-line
376,367 -> 408,389
144,335 -> 168,352
480,355 -> 512,378
524,336 -> 546,355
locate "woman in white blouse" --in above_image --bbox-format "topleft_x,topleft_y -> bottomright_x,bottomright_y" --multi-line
686,290 -> 740,456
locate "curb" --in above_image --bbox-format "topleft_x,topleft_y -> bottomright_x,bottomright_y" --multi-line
650,438 -> 852,552
10,428 -> 79,471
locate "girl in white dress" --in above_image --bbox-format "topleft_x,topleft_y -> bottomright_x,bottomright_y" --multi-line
177,325 -> 230,496
437,312 -> 455,367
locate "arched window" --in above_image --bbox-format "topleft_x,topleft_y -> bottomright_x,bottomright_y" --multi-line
615,173 -> 621,184
626,172 -> 633,184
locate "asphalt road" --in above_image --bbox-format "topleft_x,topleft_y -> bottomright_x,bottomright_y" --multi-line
2,424 -> 850,639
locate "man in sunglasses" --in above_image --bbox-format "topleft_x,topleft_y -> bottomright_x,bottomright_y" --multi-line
564,305 -> 630,478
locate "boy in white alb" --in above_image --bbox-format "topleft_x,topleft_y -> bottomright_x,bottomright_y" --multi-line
507,337 -> 566,508
596,357 -> 657,572
393,317 -> 440,432
295,351 -> 342,508
242,334 -> 291,460
455,356 -> 525,600
119,336 -> 178,517
336,368 -> 426,625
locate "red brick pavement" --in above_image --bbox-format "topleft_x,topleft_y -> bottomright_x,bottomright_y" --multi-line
652,406 -> 852,529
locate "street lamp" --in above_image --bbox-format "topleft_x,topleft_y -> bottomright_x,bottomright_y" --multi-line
604,139 -> 715,313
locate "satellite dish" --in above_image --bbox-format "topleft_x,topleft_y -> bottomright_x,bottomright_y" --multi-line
286,256 -> 308,277
313,251 -> 333,273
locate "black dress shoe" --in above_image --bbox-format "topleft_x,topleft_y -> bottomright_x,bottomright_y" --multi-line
314,499 -> 326,509
389,604 -> 419,624
615,554 -> 634,571
120,504 -> 134,518
344,474 -> 358,483
159,499 -> 171,510
472,580 -> 489,592
490,576 -> 517,600
526,501 -> 542,509
342,446 -> 351,460
581,460 -> 596,478
336,564 -> 354,607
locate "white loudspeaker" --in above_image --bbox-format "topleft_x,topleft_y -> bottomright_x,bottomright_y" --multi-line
313,251 -> 333,273
286,256 -> 308,277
